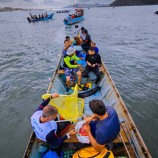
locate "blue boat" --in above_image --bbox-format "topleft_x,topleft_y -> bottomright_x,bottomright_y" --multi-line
27,13 -> 54,23
63,16 -> 84,25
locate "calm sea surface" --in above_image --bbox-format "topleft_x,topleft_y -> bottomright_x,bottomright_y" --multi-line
0,5 -> 158,158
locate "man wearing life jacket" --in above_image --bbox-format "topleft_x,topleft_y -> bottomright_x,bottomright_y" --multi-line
83,99 -> 120,152
31,93 -> 76,152
82,47 -> 101,85
63,47 -> 83,93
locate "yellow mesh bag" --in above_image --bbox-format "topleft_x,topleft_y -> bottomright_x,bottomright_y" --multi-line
42,84 -> 84,122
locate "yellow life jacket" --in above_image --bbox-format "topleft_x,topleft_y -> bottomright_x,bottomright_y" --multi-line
72,146 -> 114,158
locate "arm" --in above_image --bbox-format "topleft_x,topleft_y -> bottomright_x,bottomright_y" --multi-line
64,56 -> 78,68
36,97 -> 50,111
87,128 -> 105,152
36,93 -> 59,111
74,55 -> 81,61
97,54 -> 101,65
46,130 -> 68,148
84,115 -> 96,124
87,61 -> 92,67
46,129 -> 76,148
83,125 -> 105,152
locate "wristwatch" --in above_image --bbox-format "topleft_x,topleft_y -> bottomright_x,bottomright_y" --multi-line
66,133 -> 70,139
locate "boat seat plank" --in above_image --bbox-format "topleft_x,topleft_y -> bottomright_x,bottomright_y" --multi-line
62,124 -> 79,143
56,66 -> 104,75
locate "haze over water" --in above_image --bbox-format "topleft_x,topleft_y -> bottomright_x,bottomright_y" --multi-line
0,5 -> 158,158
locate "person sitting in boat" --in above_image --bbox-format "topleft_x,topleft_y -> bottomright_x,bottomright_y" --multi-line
83,99 -> 120,152
41,14 -> 44,18
81,29 -> 91,53
91,41 -> 99,54
34,15 -> 38,20
31,93 -> 77,156
63,47 -> 83,93
71,14 -> 75,19
74,24 -> 80,38
79,27 -> 86,41
44,12 -> 48,18
63,36 -> 73,55
82,47 -> 101,85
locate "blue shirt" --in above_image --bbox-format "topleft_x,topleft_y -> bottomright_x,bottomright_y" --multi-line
95,47 -> 99,54
95,106 -> 120,145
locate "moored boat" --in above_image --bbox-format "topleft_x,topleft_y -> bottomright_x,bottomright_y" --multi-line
23,44 -> 152,158
27,13 -> 54,23
63,9 -> 84,25
63,16 -> 84,25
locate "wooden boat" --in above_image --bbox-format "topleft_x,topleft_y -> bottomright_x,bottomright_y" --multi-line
63,16 -> 84,25
23,45 -> 152,158
27,13 -> 54,23
56,10 -> 70,13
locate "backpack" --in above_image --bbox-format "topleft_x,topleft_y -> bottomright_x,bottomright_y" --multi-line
72,146 -> 114,158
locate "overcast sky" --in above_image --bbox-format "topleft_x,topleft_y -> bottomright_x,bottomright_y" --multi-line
0,0 -> 114,9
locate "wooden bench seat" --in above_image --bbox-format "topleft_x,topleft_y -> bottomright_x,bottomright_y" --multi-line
57,66 -> 105,75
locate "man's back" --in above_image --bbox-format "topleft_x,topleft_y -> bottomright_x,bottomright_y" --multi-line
95,106 -> 120,145
31,111 -> 57,141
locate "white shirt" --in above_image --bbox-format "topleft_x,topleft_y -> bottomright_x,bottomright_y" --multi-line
79,30 -> 86,40
74,28 -> 80,37
31,111 -> 57,141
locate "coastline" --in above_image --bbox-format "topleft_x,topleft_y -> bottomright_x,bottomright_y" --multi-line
0,7 -> 30,12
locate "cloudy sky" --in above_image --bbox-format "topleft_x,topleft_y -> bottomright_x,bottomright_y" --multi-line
0,0 -> 114,9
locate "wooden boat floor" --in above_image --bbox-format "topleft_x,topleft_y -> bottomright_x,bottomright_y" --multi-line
62,123 -> 128,143
57,65 -> 105,75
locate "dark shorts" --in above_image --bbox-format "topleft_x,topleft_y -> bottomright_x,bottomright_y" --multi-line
64,68 -> 79,77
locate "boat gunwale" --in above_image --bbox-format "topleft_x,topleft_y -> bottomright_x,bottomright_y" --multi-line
100,60 -> 152,158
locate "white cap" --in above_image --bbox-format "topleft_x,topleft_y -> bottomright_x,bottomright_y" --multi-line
67,47 -> 76,55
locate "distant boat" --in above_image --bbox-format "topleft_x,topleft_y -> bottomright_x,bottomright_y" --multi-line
63,16 -> 84,25
27,13 -> 54,23
56,10 -> 70,13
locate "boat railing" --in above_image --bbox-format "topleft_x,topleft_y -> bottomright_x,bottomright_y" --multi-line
119,117 -> 150,158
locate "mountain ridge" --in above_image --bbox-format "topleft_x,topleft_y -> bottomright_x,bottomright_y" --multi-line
110,0 -> 158,6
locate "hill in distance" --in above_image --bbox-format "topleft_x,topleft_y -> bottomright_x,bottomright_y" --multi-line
110,0 -> 158,6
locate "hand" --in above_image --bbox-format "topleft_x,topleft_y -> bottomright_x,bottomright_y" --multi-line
92,64 -> 96,67
87,63 -> 92,67
80,57 -> 83,60
68,129 -> 77,136
77,64 -> 82,69
83,116 -> 93,124
51,93 -> 59,98
83,124 -> 91,134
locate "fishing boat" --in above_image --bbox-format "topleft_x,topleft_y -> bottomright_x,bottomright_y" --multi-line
63,16 -> 84,25
23,45 -> 152,158
27,13 -> 54,23
56,10 -> 70,13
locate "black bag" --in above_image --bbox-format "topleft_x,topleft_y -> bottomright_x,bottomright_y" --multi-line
78,86 -> 101,98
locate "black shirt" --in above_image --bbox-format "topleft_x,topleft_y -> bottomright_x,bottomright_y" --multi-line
85,53 -> 101,65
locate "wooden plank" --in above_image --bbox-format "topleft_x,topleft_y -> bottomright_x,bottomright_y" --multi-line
57,66 -> 104,74
57,70 -> 65,74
